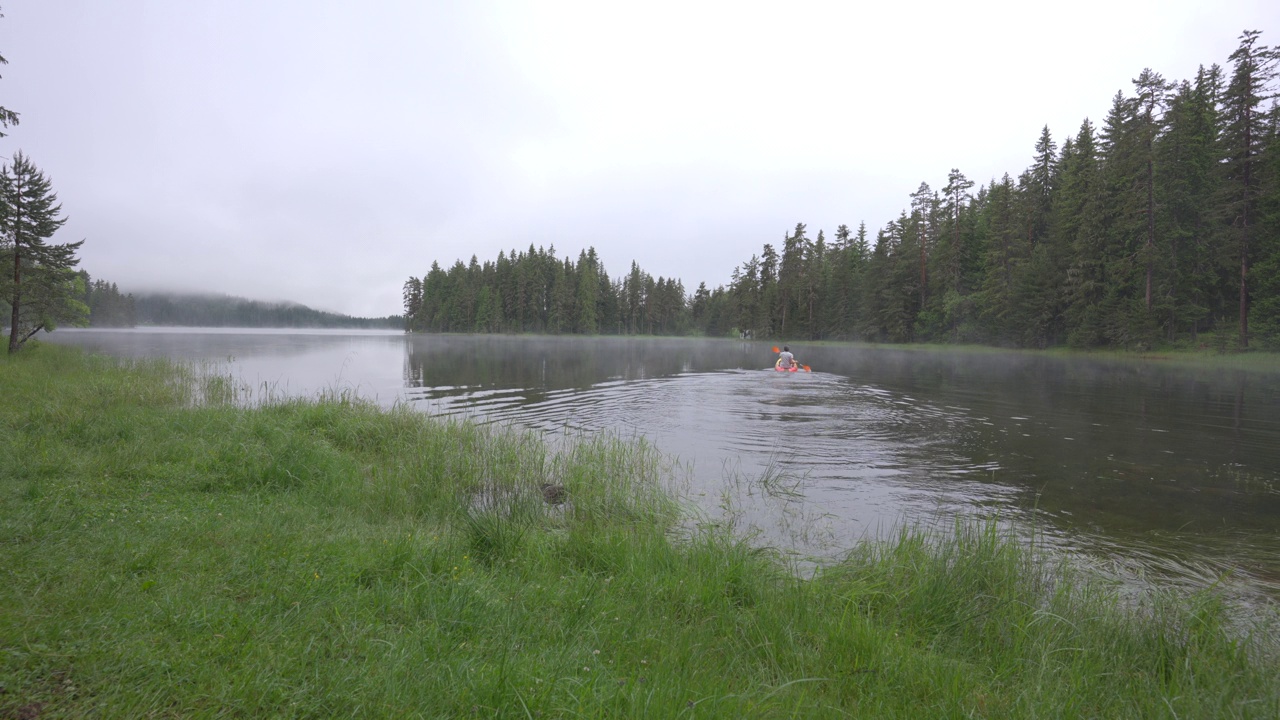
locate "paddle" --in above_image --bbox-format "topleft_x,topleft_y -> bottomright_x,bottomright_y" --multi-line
771,346 -> 811,372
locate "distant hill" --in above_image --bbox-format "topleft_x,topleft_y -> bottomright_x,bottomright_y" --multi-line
133,292 -> 402,329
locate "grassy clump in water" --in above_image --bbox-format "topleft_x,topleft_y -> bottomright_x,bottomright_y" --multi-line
1,343 -> 1277,718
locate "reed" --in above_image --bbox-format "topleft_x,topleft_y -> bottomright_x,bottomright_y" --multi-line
2,343 -> 1276,718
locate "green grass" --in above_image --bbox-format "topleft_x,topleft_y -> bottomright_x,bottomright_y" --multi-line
2,343 -> 1278,718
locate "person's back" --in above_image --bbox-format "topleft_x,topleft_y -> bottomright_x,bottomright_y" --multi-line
778,347 -> 794,369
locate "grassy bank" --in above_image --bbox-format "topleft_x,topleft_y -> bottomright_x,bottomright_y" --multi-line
2,344 -> 1277,718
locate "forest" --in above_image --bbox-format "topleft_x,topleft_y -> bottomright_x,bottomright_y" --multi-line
76,272 -> 136,327
404,32 -> 1280,350
69,274 -> 401,329
128,292 -> 401,329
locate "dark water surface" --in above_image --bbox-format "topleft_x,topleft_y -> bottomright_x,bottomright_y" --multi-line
46,328 -> 1280,597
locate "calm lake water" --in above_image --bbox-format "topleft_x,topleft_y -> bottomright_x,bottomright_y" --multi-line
45,328 -> 1280,599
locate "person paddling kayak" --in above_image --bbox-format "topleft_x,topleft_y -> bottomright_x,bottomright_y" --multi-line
776,345 -> 797,370
770,345 -> 811,372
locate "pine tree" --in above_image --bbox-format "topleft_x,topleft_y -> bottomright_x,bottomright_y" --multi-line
1058,120 -> 1107,346
759,243 -> 779,336
1095,89 -> 1155,346
596,262 -> 619,335
878,214 -> 919,342
730,255 -> 760,337
1248,99 -> 1280,345
1156,67 -> 1224,341
624,261 -> 645,334
548,256 -> 574,334
474,285 -> 495,333
421,261 -> 446,330
575,248 -> 599,334
1218,30 -> 1278,348
691,281 -> 710,329
401,277 -> 423,330
938,169 -> 976,340
848,222 -> 871,337
807,229 -> 827,338
1008,128 -> 1068,347
976,174 -> 1022,343
777,225 -> 806,337
1132,69 -> 1171,316
909,182 -> 935,313
2,152 -> 86,353
1027,126 -> 1059,244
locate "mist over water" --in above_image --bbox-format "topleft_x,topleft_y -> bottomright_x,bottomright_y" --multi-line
47,328 -> 1280,597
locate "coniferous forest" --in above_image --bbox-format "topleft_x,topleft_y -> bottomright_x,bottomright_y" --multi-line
404,32 -> 1280,350
127,293 -> 401,329
59,274 -> 402,329
75,271 -> 136,327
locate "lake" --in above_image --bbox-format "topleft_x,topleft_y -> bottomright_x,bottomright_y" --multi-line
44,327 -> 1280,600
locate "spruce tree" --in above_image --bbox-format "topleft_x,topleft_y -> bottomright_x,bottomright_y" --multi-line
1097,89 -> 1154,346
808,229 -> 827,338
1026,126 -> 1059,244
976,174 -> 1022,343
2,152 -> 85,352
548,257 -> 573,333
574,248 -> 598,334
730,256 -> 759,337
856,227 -> 884,340
759,243 -> 779,336
1058,120 -> 1107,346
1248,100 -> 1280,345
877,214 -> 919,342
777,226 -> 806,337
1218,30 -> 1278,348
1156,67 -> 1224,342
624,261 -> 645,334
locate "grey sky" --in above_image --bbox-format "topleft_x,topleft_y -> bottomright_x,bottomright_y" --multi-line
3,1 -> 1275,317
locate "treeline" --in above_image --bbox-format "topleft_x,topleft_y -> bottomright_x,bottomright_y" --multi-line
405,31 -> 1280,349
75,272 -> 136,327
402,247 -> 692,336
131,293 -> 402,329
725,32 -> 1280,350
62,276 -> 401,330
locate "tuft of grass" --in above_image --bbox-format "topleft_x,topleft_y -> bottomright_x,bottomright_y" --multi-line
2,343 -> 1277,718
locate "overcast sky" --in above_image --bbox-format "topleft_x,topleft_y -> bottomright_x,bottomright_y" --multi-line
2,1 -> 1275,317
